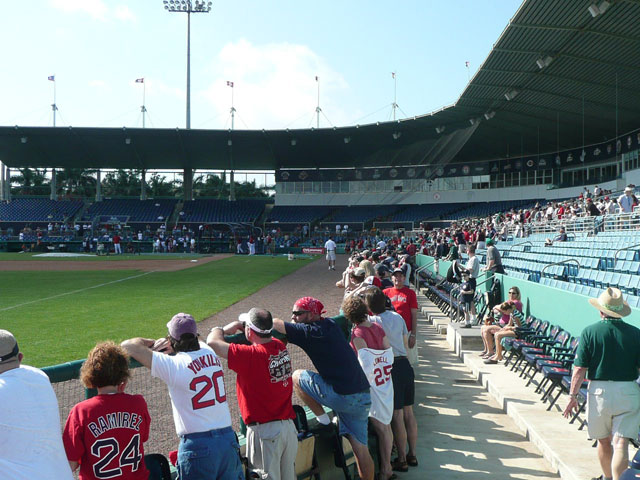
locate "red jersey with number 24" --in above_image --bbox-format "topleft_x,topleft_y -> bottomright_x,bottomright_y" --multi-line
63,393 -> 150,480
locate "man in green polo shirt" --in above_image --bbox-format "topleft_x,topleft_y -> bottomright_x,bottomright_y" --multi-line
563,287 -> 640,480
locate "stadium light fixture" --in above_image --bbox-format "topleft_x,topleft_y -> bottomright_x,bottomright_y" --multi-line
504,89 -> 519,101
291,139 -> 297,146
484,111 -> 495,120
536,56 -> 553,70
344,137 -> 351,144
392,131 -> 401,140
435,126 -> 445,134
227,139 -> 232,146
20,137 -> 27,144
125,137 -> 131,145
163,0 -> 213,129
588,1 -> 610,17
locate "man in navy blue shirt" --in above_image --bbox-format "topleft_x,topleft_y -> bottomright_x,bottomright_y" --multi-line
273,296 -> 374,480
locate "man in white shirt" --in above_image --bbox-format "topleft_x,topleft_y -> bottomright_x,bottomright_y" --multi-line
324,236 -> 337,270
0,330 -> 73,480
376,239 -> 387,251
122,314 -> 243,480
618,187 -> 636,213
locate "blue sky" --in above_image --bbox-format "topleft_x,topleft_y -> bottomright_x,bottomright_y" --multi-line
0,0 -> 522,131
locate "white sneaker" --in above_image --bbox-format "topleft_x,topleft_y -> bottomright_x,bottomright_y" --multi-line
328,266 -> 331,270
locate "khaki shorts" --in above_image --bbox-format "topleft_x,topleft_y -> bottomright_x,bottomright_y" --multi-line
326,251 -> 336,261
587,380 -> 640,440
246,419 -> 298,480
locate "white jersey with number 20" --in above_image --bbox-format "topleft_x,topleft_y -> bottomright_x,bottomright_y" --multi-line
152,342 -> 231,435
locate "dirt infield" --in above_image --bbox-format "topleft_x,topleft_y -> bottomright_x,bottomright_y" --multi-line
0,254 -> 232,272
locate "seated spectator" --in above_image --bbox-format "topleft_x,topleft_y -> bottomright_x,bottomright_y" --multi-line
0,329 -> 74,479
63,342 -> 150,479
545,226 -> 567,246
482,288 -> 523,364
343,295 -> 395,480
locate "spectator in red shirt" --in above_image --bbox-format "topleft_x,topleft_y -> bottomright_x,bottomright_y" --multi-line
207,309 -> 298,480
113,234 -> 122,255
383,267 -> 418,349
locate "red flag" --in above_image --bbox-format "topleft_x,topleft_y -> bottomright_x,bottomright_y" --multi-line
226,81 -> 234,87
391,72 -> 395,79
48,75 -> 55,81
465,61 -> 469,68
315,76 -> 318,81
135,78 -> 144,83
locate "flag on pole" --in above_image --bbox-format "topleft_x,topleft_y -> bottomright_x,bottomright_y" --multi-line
135,78 -> 144,83
315,76 -> 318,81
226,81 -> 234,87
465,61 -> 469,68
48,75 -> 55,81
391,72 -> 395,79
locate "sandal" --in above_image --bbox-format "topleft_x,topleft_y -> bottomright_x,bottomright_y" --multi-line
391,459 -> 408,472
406,455 -> 418,467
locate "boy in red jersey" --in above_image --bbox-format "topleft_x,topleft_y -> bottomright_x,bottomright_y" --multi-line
63,342 -> 150,480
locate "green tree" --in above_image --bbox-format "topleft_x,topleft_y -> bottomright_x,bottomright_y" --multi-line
101,169 -> 142,197
10,168 -> 50,195
56,168 -> 97,197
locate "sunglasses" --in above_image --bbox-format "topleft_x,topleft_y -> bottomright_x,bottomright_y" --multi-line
292,311 -> 309,316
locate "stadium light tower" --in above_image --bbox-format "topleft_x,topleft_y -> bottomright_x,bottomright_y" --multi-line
163,0 -> 212,129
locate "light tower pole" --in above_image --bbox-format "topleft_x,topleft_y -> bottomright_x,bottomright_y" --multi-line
163,0 -> 212,200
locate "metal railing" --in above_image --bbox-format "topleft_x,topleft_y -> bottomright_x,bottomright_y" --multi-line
449,271 -> 491,323
614,243 -> 640,262
414,259 -> 438,290
541,258 -> 581,278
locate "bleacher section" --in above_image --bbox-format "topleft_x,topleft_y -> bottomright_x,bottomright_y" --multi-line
494,231 -> 640,307
448,199 -> 540,220
391,204 -> 463,222
267,205 -> 334,223
331,205 -> 399,223
181,199 -> 265,223
0,199 -> 83,222
84,199 -> 178,223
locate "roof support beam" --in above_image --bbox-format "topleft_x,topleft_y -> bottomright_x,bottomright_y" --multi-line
479,67 -> 640,95
511,23 -> 640,44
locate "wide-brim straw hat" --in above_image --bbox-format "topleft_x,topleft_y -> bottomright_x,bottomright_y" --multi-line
588,287 -> 631,318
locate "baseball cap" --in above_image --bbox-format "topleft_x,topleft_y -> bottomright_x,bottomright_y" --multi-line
374,263 -> 389,274
0,330 -> 20,366
392,266 -> 406,275
364,275 -> 382,287
352,267 -> 366,277
486,238 -> 495,246
167,313 -> 198,339
625,186 -> 633,193
371,251 -> 381,260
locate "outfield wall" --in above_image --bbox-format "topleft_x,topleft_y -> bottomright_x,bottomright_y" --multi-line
417,254 -> 640,335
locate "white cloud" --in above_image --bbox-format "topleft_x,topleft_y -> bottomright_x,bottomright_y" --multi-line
49,0 -> 108,20
89,79 -> 109,90
114,5 -> 136,22
49,0 -> 135,22
200,39 -> 353,130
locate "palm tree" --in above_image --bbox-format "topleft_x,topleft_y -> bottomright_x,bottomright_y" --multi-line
57,168 -> 97,197
10,168 -> 49,195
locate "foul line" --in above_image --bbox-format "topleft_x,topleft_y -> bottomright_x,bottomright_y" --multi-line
0,271 -> 155,312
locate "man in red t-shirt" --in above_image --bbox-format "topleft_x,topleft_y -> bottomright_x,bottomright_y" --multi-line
383,267 -> 418,347
63,342 -> 150,480
207,308 -> 297,480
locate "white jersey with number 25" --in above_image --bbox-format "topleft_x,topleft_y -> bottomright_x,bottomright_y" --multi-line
357,347 -> 394,425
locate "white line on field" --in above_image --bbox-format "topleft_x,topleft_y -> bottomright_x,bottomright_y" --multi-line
0,271 -> 155,312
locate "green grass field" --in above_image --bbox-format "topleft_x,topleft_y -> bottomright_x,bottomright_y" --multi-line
0,252 -> 207,261
0,256 -> 312,367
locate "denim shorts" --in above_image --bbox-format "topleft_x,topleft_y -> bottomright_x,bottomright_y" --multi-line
298,370 -> 371,445
178,426 -> 244,480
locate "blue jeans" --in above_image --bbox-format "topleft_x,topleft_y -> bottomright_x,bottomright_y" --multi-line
298,370 -> 371,445
178,426 -> 244,480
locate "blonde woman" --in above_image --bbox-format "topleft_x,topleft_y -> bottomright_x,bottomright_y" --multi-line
481,286 -> 523,364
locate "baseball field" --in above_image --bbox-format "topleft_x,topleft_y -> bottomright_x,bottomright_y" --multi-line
0,253 -> 313,367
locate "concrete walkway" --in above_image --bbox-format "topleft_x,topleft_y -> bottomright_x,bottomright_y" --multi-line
403,316 -> 560,480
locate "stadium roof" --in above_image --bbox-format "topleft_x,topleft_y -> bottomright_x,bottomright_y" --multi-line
1,0 -> 639,171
